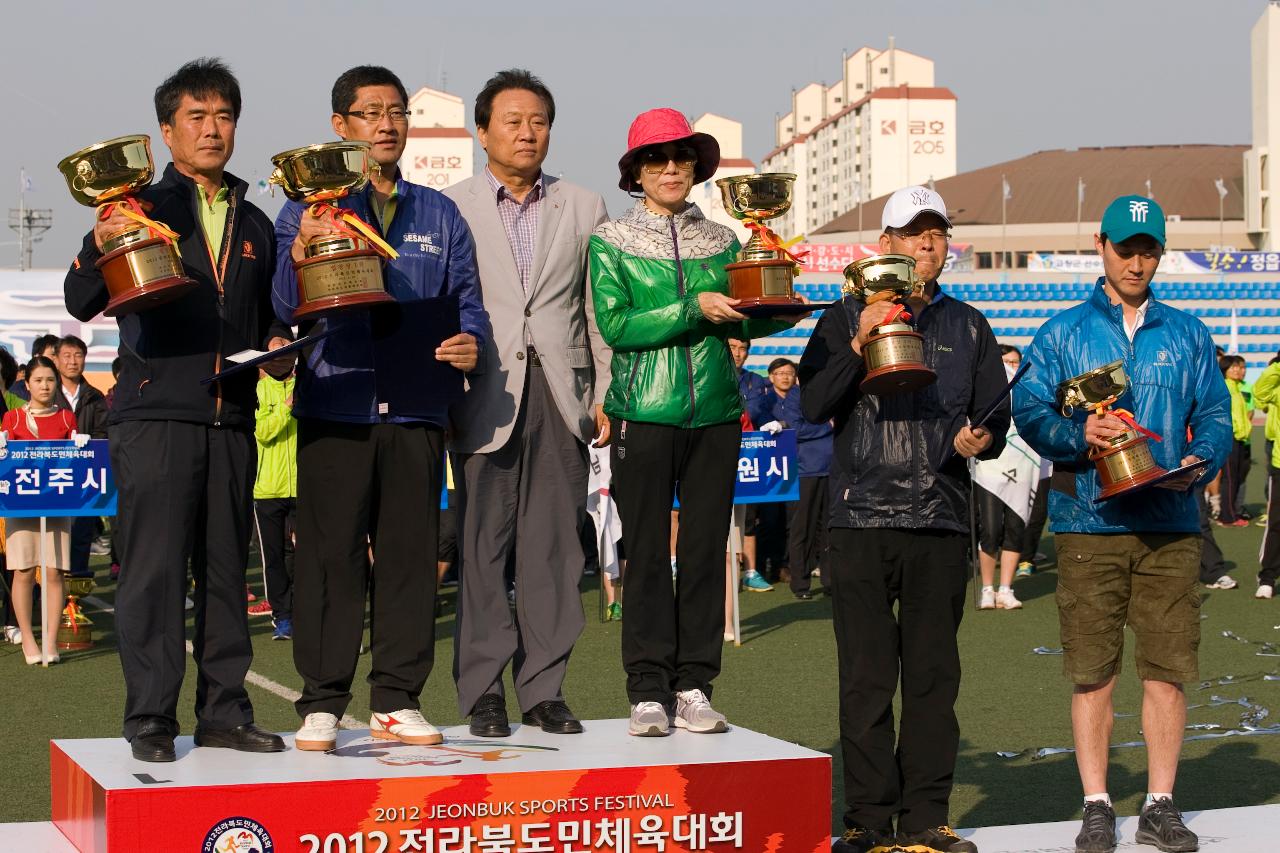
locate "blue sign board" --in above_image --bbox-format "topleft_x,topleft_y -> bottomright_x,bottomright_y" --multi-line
0,440 -> 117,518
733,430 -> 800,504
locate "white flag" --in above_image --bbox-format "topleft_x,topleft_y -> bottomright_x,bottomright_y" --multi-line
19,170 -> 32,193
1077,177 -> 1085,205
256,178 -> 270,196
1002,176 -> 1012,201
1145,178 -> 1153,199
1229,305 -> 1239,355
1215,177 -> 1229,200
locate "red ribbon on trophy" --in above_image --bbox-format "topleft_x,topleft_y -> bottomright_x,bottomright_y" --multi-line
97,197 -> 179,245
1109,407 -> 1163,442
309,203 -> 400,261
743,219 -> 808,271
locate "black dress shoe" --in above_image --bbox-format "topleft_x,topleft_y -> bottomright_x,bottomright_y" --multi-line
130,719 -> 176,763
469,693 -> 511,738
194,722 -> 286,753
522,699 -> 583,734
794,590 -> 814,600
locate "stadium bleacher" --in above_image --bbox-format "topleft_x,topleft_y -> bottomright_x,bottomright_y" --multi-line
742,278 -> 1280,376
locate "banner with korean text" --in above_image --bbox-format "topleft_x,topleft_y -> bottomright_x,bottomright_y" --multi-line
734,430 -> 800,504
0,440 -> 116,518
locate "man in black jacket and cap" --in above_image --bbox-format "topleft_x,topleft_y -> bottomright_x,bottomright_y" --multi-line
64,58 -> 284,762
800,186 -> 1008,853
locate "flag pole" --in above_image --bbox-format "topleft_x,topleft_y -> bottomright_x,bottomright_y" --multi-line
1001,173 -> 1007,270
1075,177 -> 1083,254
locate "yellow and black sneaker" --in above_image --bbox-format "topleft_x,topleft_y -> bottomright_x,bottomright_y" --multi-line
833,826 -> 897,853
897,825 -> 977,853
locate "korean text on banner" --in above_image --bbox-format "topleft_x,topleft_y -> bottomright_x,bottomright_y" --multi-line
734,430 -> 800,504
0,440 -> 117,518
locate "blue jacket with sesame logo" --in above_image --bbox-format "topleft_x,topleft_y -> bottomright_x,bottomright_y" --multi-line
1012,280 -> 1231,534
272,174 -> 490,427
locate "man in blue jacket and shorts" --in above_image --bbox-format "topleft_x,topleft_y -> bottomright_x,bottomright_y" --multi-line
1014,195 -> 1231,853
273,65 -> 490,752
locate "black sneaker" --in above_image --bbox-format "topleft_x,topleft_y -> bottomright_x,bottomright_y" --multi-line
898,825 -> 977,852
1075,800 -> 1117,853
832,826 -> 895,853
1134,798 -> 1198,852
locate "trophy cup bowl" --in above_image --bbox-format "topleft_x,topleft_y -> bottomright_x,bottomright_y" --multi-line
58,135 -> 197,317
1055,361 -> 1204,501
844,254 -> 936,395
56,574 -> 96,652
716,173 -> 804,314
270,141 -> 395,320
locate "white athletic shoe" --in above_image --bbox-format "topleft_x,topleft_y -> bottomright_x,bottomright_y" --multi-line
295,712 -> 339,751
1205,575 -> 1238,590
996,588 -> 1023,610
3,625 -> 21,645
629,701 -> 671,737
979,587 -> 996,610
1257,584 -> 1275,600
674,689 -> 728,733
370,709 -> 442,745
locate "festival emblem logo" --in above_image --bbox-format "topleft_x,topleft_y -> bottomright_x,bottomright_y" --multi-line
202,816 -> 274,853
329,738 -> 559,768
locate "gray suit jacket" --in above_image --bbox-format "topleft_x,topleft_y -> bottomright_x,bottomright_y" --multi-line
444,173 -> 610,454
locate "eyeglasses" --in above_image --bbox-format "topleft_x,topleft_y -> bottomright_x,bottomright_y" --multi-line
343,108 -> 409,125
639,146 -> 697,174
892,227 -> 950,244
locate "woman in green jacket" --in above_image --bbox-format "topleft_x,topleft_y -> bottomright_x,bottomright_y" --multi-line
590,108 -> 804,737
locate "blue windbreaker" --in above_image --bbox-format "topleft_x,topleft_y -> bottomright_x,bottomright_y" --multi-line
1013,281 -> 1231,534
738,368 -> 772,428
273,175 -> 490,427
764,388 -> 833,477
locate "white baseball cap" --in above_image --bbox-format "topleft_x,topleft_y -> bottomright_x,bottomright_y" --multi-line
881,185 -> 952,231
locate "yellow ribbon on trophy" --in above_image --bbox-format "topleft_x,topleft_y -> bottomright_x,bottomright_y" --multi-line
99,197 -> 180,244
312,203 -> 400,261
744,219 -> 809,274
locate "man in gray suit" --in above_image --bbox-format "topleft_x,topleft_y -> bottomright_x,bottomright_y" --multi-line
444,69 -> 610,737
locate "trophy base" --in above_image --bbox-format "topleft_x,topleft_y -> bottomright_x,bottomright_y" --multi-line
294,247 -> 395,321
1095,458 -> 1211,503
726,258 -> 796,305
97,237 -> 198,317
56,622 -> 93,652
737,301 -> 834,318
861,362 -> 938,395
1092,433 -> 1168,501
860,326 -> 936,395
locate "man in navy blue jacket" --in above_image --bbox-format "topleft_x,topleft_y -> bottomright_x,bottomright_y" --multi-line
761,358 -> 833,599
273,65 -> 490,752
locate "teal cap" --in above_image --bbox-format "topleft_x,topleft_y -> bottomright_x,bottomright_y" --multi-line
1100,194 -> 1166,247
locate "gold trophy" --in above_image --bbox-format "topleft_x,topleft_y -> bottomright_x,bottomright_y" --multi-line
56,575 -> 96,652
716,173 -> 807,314
1057,360 -> 1206,501
269,141 -> 398,320
843,254 -> 936,395
58,135 -> 197,317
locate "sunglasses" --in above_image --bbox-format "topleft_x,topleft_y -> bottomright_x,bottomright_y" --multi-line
639,145 -> 697,174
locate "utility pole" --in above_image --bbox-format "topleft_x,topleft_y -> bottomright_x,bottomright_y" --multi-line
9,167 -> 53,270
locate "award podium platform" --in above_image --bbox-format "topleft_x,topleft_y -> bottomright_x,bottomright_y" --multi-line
35,719 -> 831,852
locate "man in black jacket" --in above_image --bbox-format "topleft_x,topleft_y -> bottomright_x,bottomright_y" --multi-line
64,58 -> 284,762
53,334 -> 109,577
800,187 -> 1008,853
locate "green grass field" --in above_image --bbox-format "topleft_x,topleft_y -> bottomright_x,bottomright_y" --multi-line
4,447 -> 1280,832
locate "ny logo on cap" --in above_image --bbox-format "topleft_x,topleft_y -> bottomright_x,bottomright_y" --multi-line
1129,200 -> 1149,222
911,189 -> 933,206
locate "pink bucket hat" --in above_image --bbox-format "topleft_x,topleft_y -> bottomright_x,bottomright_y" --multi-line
617,108 -> 720,192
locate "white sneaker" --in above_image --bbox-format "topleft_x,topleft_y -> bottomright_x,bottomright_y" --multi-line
370,709 -> 442,745
1206,575 -> 1239,590
979,587 -> 996,610
295,712 -> 339,751
674,689 -> 728,733
1257,584 -> 1275,600
3,625 -> 21,645
995,588 -> 1023,610
629,701 -> 671,737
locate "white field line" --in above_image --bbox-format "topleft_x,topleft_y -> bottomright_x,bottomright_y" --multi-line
82,595 -> 363,730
